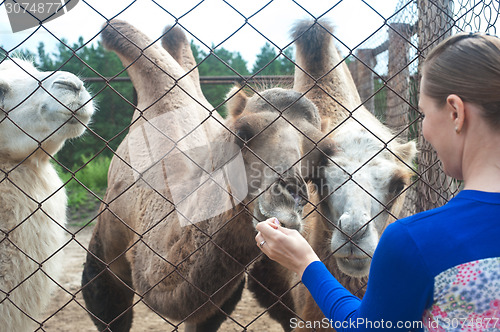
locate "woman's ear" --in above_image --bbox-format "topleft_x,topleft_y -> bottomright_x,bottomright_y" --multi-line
447,94 -> 465,133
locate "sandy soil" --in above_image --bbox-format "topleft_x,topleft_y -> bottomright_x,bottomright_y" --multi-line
41,224 -> 285,332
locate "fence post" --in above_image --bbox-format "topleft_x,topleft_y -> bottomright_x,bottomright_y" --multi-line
386,23 -> 412,139
349,49 -> 376,114
416,0 -> 457,213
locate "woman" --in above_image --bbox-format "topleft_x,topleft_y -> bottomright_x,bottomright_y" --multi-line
255,33 -> 500,331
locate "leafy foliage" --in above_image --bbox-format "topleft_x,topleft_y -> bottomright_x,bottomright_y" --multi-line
252,43 -> 295,76
191,42 -> 250,117
54,155 -> 111,225
191,42 -> 295,116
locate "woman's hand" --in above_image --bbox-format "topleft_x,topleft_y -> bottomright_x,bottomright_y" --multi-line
255,218 -> 320,277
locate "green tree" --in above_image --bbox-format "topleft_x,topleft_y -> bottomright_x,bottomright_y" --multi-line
37,42 -> 54,69
0,45 -> 36,62
192,42 -> 250,116
252,43 -> 295,76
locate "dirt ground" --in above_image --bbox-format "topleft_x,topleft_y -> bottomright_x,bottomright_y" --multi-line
41,224 -> 285,332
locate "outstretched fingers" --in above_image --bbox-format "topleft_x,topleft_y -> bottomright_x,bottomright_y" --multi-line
255,218 -> 320,277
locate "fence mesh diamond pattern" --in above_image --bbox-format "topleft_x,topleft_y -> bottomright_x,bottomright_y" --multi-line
1,1 -> 499,331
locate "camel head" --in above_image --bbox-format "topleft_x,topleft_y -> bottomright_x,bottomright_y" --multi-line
317,121 -> 416,277
0,59 -> 94,162
290,18 -> 417,278
226,87 -> 333,231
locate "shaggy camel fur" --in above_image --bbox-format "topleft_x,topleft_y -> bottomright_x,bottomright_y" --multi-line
81,21 -> 333,332
248,19 -> 417,331
0,59 -> 94,331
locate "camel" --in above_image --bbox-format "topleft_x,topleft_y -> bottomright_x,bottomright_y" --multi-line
0,59 -> 94,331
81,20 -> 333,332
248,19 -> 417,331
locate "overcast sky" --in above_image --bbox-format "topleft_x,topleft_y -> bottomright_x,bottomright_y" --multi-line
0,0 -> 403,67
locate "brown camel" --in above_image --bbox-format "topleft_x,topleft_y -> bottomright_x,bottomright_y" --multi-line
81,20 -> 333,332
248,19 -> 417,331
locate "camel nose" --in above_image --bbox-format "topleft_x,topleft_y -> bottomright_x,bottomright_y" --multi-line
278,171 -> 308,207
276,173 -> 308,230
52,74 -> 84,92
274,211 -> 302,230
338,212 -> 370,242
258,171 -> 307,231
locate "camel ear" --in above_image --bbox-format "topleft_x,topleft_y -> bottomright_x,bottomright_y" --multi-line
226,86 -> 248,118
301,137 -> 336,182
392,141 -> 417,164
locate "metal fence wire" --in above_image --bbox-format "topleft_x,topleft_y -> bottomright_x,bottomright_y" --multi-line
1,0 -> 499,331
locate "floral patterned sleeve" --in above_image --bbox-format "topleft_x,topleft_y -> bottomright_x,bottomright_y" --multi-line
422,257 -> 500,331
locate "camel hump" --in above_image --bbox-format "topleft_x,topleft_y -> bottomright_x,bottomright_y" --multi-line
161,24 -> 208,102
291,18 -> 335,64
161,25 -> 189,63
101,20 -> 152,61
100,19 -> 200,110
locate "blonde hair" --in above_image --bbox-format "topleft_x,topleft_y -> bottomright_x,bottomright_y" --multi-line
422,33 -> 500,128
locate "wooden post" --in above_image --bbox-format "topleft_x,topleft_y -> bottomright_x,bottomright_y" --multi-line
348,49 -> 376,114
415,0 -> 456,213
386,23 -> 412,139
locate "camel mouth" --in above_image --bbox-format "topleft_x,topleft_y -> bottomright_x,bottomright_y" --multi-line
250,173 -> 306,230
46,77 -> 94,127
71,110 -> 92,125
252,200 -> 303,231
53,110 -> 91,127
68,116 -> 81,124
252,203 -> 270,228
52,102 -> 93,125
335,255 -> 371,277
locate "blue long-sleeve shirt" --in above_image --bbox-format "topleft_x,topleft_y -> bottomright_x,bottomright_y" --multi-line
302,190 -> 500,331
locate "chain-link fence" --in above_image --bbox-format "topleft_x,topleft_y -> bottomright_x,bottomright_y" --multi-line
1,1 -> 499,331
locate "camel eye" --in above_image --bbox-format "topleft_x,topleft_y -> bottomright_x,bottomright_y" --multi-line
235,121 -> 255,147
318,140 -> 337,166
0,84 -> 7,100
389,176 -> 406,196
0,83 -> 8,108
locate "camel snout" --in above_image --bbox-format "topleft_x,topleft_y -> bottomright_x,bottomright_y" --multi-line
46,73 -> 94,127
331,211 -> 378,277
338,212 -> 370,242
278,171 -> 309,207
253,173 -> 307,231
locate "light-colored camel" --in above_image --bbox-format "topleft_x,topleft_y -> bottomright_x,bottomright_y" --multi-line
0,59 -> 94,331
81,20 -> 333,332
248,19 -> 417,331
